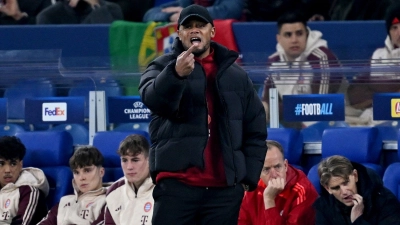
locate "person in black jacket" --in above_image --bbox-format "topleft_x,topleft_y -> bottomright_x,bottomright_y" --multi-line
139,4 -> 267,225
314,155 -> 400,224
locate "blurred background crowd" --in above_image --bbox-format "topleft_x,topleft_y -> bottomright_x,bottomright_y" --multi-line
0,0 -> 397,25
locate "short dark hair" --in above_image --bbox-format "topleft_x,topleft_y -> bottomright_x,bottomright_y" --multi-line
266,140 -> 285,160
69,146 -> 104,170
318,155 -> 354,187
277,10 -> 308,33
118,134 -> 150,157
0,136 -> 26,161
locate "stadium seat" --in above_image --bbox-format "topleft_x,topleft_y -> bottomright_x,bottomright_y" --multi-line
4,79 -> 56,129
375,121 -> 400,141
15,131 -> 74,208
0,124 -> 25,136
301,121 -> 349,142
51,123 -> 89,146
307,164 -> 322,194
382,131 -> 400,201
41,167 -> 73,208
113,122 -> 149,133
93,131 -> 150,182
383,163 -> 400,201
322,127 -> 383,176
267,128 -> 303,170
308,127 -> 383,193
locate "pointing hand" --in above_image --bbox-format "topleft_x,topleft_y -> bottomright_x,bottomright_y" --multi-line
175,43 -> 198,77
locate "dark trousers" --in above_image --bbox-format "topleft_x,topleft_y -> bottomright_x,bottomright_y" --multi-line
152,179 -> 244,225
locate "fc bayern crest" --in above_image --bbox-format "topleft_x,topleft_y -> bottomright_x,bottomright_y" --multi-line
4,199 -> 10,208
144,202 -> 152,212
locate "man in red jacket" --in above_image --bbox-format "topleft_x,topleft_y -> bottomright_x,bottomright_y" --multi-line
238,140 -> 318,225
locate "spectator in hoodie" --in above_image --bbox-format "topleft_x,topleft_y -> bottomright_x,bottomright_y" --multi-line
37,146 -> 106,225
347,2 -> 400,126
261,10 -> 343,128
0,136 -> 49,224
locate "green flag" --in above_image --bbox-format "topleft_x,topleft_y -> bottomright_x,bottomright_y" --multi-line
109,20 -> 164,95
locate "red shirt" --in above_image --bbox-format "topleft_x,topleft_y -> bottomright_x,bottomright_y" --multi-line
156,48 -> 227,187
238,165 -> 318,225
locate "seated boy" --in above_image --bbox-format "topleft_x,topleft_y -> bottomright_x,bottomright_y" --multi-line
38,146 -> 106,224
0,136 -> 49,224
104,134 -> 154,225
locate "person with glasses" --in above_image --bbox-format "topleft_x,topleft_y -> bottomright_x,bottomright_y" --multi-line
238,140 -> 318,225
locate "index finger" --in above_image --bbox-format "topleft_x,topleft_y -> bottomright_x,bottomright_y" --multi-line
353,194 -> 363,201
182,44 -> 197,57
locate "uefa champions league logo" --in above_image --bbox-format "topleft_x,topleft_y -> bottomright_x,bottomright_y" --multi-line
133,101 -> 144,108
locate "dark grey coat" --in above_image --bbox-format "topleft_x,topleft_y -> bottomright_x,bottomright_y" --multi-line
139,38 -> 267,191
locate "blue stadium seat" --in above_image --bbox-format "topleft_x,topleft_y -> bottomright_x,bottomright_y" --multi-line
0,124 -> 25,136
15,131 -> 74,208
383,163 -> 400,201
308,127 -> 383,193
4,79 -> 55,123
93,131 -> 150,182
51,123 -> 89,146
301,121 -> 349,142
382,131 -> 400,201
267,128 -> 303,170
322,127 -> 383,176
16,131 -> 74,167
41,167 -> 73,208
375,121 -> 400,141
113,122 -> 149,133
307,164 -> 321,194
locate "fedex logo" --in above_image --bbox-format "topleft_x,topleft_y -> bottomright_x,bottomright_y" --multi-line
44,107 -> 65,116
42,103 -> 67,121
